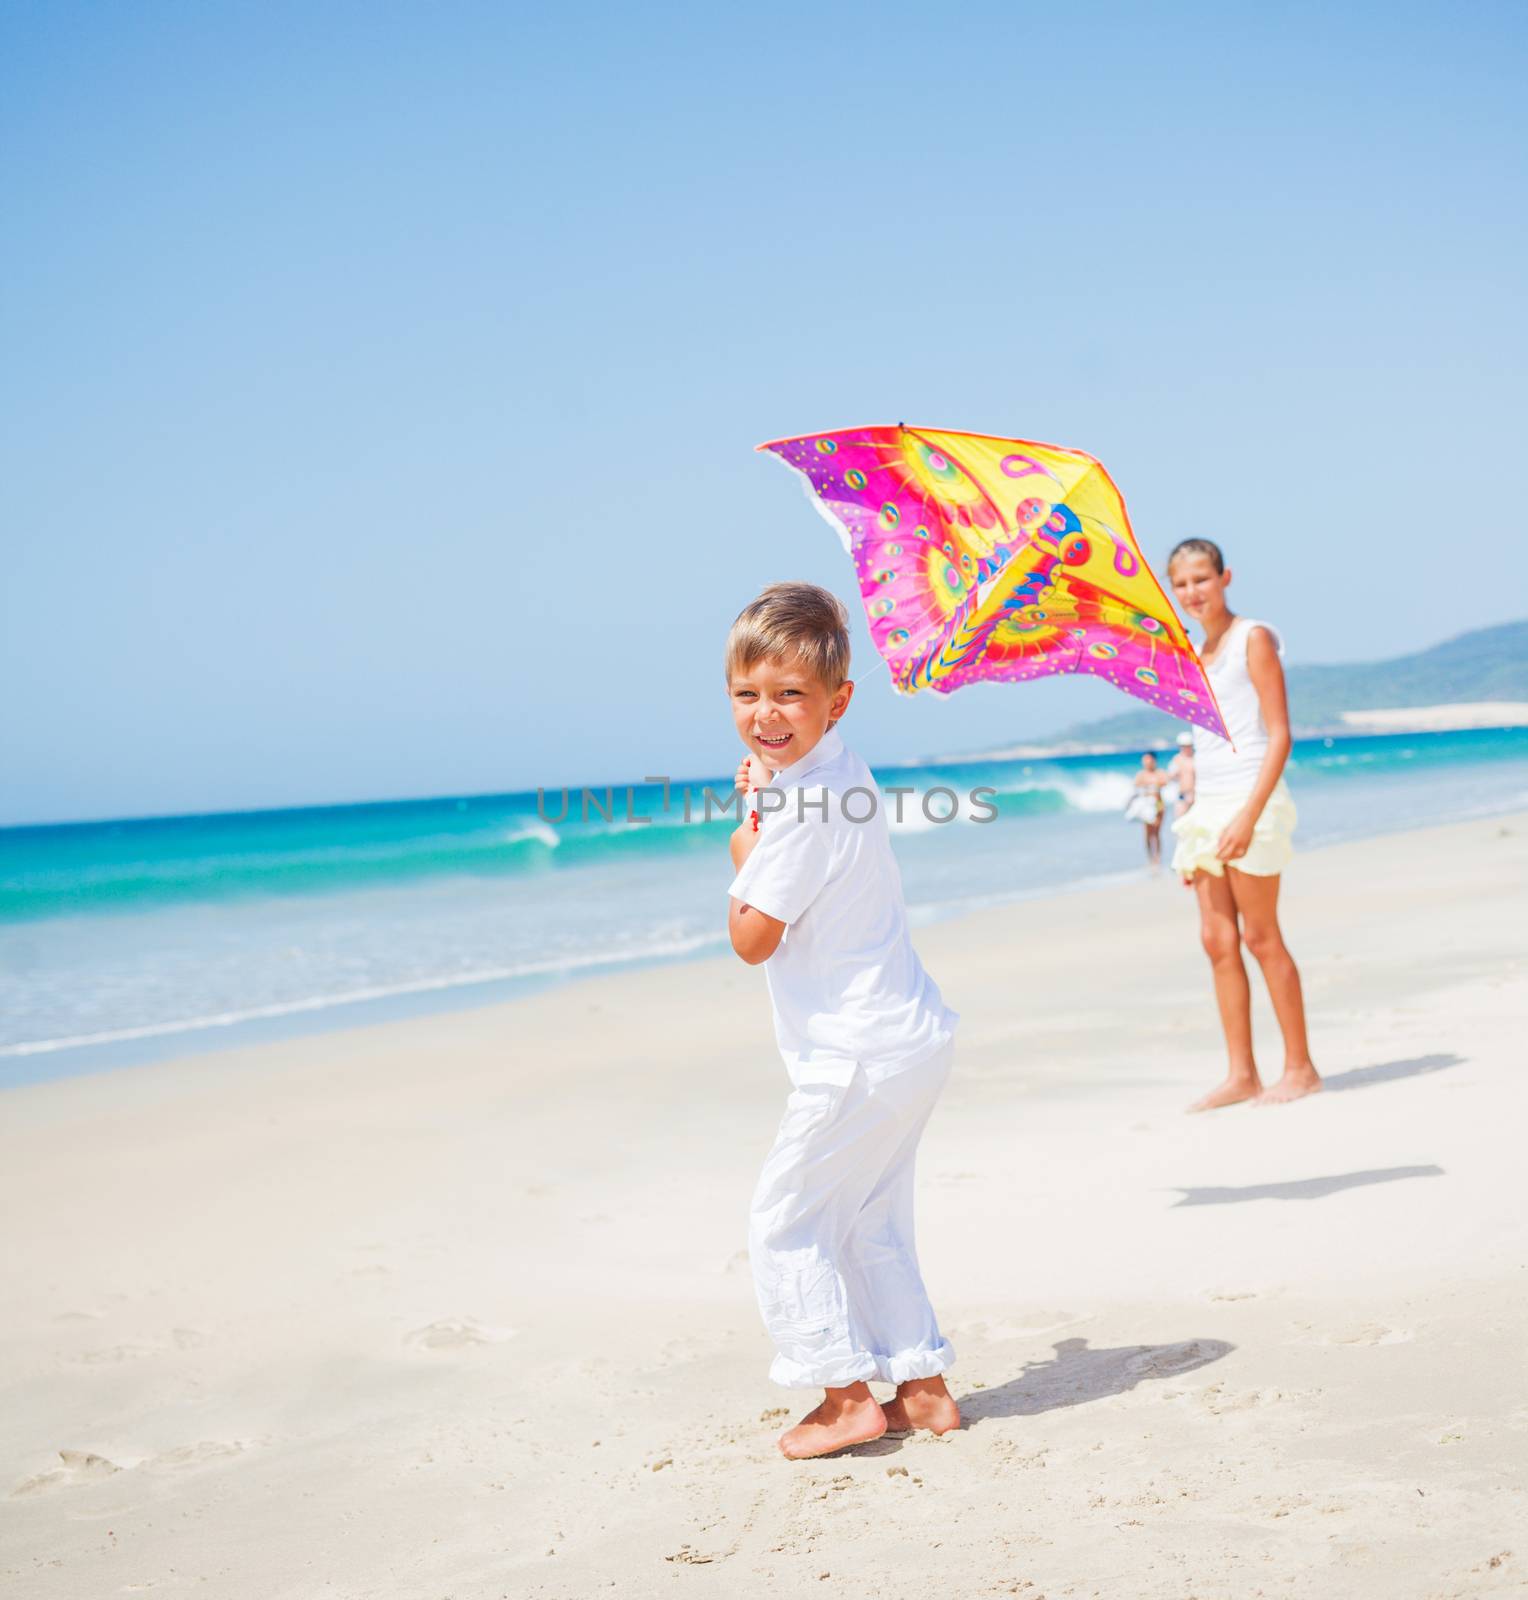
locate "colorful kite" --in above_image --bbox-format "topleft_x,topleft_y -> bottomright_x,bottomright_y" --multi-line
757,424 -> 1228,739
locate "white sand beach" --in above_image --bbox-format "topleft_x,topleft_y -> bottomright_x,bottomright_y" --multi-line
3,813 -> 1526,1599
1338,702 -> 1528,732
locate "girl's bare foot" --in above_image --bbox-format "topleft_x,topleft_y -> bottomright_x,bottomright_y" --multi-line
777,1383 -> 887,1460
881,1375 -> 960,1436
1188,1073 -> 1261,1112
1255,1066 -> 1322,1106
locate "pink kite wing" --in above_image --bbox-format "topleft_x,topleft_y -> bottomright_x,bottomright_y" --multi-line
756,423 -> 1229,742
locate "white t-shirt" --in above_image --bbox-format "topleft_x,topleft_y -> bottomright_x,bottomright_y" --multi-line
1193,616 -> 1285,797
727,728 -> 956,1087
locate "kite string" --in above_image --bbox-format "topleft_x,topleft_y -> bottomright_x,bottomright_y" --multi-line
857,648 -> 890,685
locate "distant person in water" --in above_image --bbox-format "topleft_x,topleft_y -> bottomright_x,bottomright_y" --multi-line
1167,539 -> 1322,1111
1124,752 -> 1167,868
1167,732 -> 1196,819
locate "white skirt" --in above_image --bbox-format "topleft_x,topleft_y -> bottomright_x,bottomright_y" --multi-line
1170,779 -> 1297,879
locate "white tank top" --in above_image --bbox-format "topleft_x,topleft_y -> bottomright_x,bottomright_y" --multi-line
1192,616 -> 1285,797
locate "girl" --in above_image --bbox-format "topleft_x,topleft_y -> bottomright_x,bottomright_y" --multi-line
1167,539 -> 1321,1110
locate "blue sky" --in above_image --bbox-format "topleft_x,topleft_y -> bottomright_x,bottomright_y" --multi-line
3,1 -> 1525,824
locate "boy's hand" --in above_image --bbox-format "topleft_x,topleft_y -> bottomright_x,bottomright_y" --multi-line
736,754 -> 771,794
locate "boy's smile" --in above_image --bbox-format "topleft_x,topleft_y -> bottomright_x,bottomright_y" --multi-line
729,657 -> 854,773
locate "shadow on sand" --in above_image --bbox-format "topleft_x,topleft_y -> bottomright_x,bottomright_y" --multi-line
1319,1053 -> 1464,1093
961,1335 -> 1233,1424
1171,1164 -> 1444,1207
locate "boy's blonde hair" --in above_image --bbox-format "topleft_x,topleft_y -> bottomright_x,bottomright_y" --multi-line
725,582 -> 851,688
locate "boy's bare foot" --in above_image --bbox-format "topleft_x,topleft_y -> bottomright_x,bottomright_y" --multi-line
1255,1066 -> 1322,1106
881,1375 -> 960,1437
1188,1074 -> 1261,1112
777,1383 -> 887,1460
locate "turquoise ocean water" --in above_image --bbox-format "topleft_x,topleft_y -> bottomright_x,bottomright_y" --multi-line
4,727 -> 1526,1084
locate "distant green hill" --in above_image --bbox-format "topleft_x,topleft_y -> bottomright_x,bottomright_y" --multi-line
1050,619 -> 1528,748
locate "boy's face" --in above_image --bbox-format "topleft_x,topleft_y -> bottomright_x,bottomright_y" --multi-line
729,655 -> 853,771
1169,552 -> 1232,622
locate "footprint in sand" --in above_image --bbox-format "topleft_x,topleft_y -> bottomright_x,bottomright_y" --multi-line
13,1438 -> 255,1497
666,1544 -> 729,1565
955,1312 -> 1091,1341
1198,1382 -> 1282,1414
1125,1342 -> 1217,1379
65,1343 -> 161,1366
404,1318 -> 516,1351
12,1450 -> 121,1497
1322,1323 -> 1413,1346
146,1440 -> 248,1470
1249,1491 -> 1312,1519
647,1332 -> 737,1370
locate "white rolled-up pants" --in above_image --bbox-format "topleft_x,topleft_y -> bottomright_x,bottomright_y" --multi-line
749,1040 -> 955,1389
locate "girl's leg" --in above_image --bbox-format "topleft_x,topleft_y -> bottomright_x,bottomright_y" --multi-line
1226,870 -> 1321,1104
1146,819 -> 1162,865
1189,868 -> 1262,1111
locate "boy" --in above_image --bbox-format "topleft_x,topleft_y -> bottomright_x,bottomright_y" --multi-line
724,582 -> 960,1460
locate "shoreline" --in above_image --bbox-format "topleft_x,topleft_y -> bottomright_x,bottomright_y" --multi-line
10,779 -> 1528,1087
945,706 -> 1528,763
